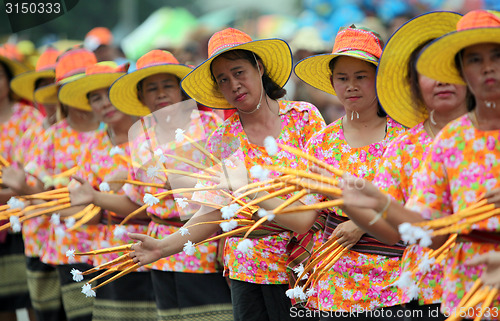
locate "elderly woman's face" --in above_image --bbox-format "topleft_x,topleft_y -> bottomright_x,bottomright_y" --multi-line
461,43 -> 500,102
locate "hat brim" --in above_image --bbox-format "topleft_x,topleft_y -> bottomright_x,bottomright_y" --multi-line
109,64 -> 192,117
10,70 -> 55,102
377,11 -> 462,128
181,39 -> 292,109
58,73 -> 126,112
417,27 -> 500,86
34,73 -> 85,105
0,55 -> 29,77
294,52 -> 378,96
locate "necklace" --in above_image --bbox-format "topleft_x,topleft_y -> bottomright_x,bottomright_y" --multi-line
424,119 -> 436,139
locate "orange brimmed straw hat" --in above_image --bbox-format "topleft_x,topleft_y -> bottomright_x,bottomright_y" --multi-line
294,25 -> 383,96
109,50 -> 192,117
34,48 -> 97,104
417,10 -> 500,85
181,28 -> 292,109
58,61 -> 128,111
377,11 -> 462,128
10,47 -> 60,102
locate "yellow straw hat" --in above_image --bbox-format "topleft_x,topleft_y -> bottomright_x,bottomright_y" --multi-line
58,61 -> 128,111
376,11 -> 462,128
180,28 -> 292,109
417,10 -> 500,85
34,48 -> 97,105
0,53 -> 29,78
109,50 -> 192,117
10,47 -> 60,102
294,25 -> 382,96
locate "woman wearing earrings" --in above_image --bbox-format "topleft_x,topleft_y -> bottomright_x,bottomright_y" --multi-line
337,9 -> 500,318
128,28 -> 326,321
287,25 -> 408,319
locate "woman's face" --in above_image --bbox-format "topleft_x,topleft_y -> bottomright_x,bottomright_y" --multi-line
211,56 -> 263,112
418,74 -> 467,113
331,56 -> 377,112
88,87 -> 126,124
0,64 -> 11,102
461,43 -> 500,102
138,73 -> 183,113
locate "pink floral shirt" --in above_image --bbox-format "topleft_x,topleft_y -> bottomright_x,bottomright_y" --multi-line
373,122 -> 442,305
25,119 -> 104,265
305,117 -> 407,311
124,109 -> 223,273
406,114 -> 500,316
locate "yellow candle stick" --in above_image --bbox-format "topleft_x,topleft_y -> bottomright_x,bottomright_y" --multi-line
232,175 -> 294,195
264,165 -> 340,187
53,166 -> 78,178
432,208 -> 500,236
82,253 -> 132,275
75,244 -> 133,256
18,203 -> 71,223
67,205 -> 102,231
107,179 -> 167,188
86,260 -> 135,284
232,182 -> 289,203
162,154 -> 218,175
159,169 -> 216,181
473,288 -> 498,321
277,143 -> 344,177
180,134 -> 221,166
194,226 -> 252,246
0,154 -> 11,167
273,190 -> 308,214
234,186 -> 297,216
91,263 -> 141,290
277,199 -> 344,215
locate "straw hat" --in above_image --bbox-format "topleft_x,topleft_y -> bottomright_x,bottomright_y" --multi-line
58,61 -> 128,111
376,11 -> 462,128
10,47 -> 60,102
294,25 -> 383,96
0,51 -> 29,78
109,50 -> 192,117
417,10 -> 500,85
180,28 -> 292,109
34,48 -> 97,104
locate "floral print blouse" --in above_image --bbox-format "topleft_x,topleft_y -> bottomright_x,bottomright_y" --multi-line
373,122 -> 442,305
203,100 -> 326,284
305,116 -> 407,311
406,114 -> 500,316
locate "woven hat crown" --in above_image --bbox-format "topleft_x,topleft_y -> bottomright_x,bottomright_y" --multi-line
35,47 -> 60,71
55,48 -> 97,82
332,26 -> 382,59
136,50 -> 180,70
207,28 -> 253,58
457,10 -> 500,31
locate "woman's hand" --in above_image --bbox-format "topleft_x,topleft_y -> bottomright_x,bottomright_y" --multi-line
1,164 -> 27,194
69,176 -> 96,206
466,251 -> 500,289
128,233 -> 164,266
331,220 -> 365,249
340,173 -> 388,212
484,188 -> 500,208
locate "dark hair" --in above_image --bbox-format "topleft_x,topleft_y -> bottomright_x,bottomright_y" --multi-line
0,61 -> 14,101
136,74 -> 188,102
210,49 -> 286,100
454,50 -> 476,111
328,56 -> 386,117
407,40 -> 433,108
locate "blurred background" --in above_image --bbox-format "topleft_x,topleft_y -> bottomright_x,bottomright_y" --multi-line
1,0 -> 499,123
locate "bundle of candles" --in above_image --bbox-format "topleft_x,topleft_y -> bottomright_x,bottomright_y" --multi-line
446,278 -> 498,321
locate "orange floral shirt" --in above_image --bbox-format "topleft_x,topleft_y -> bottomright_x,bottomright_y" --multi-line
406,114 -> 500,317
305,116 -> 407,311
203,100 -> 326,284
25,119 -> 104,265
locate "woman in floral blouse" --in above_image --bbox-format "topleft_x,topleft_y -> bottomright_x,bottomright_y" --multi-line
291,25 -> 408,319
128,28 -> 326,321
338,9 -> 500,319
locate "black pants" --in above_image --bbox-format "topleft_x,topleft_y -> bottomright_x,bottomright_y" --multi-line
230,279 -> 318,321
